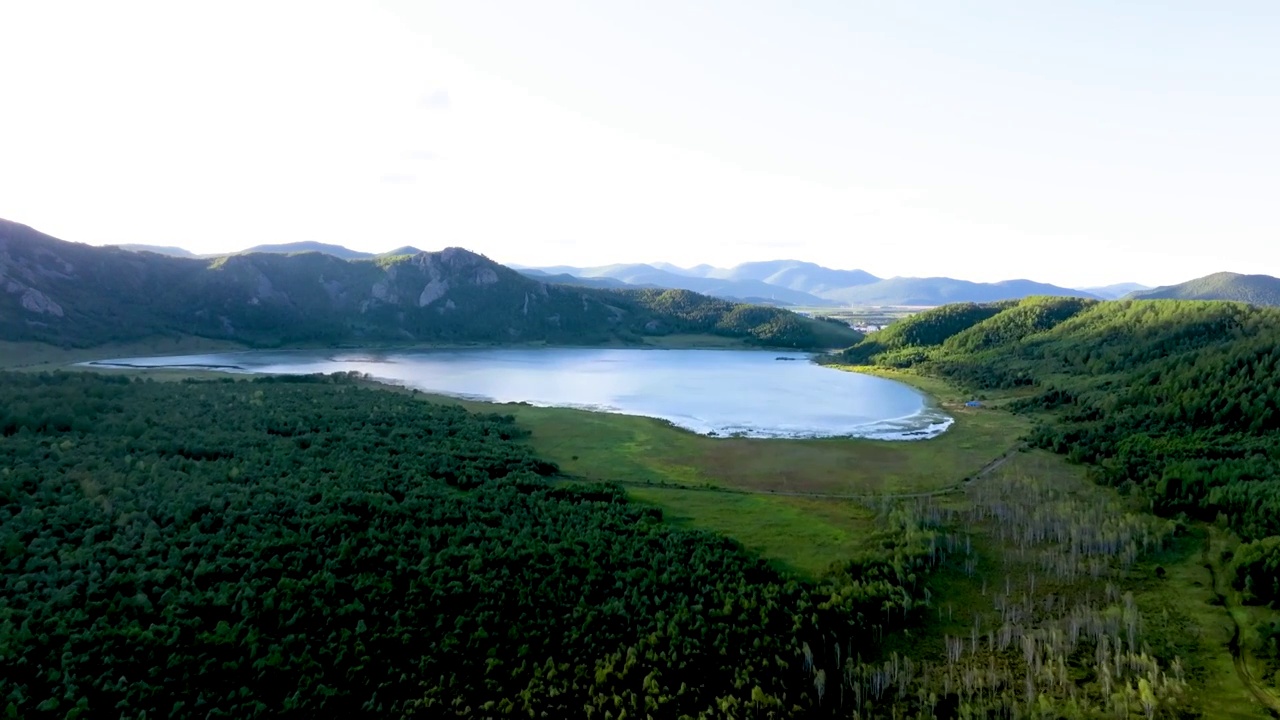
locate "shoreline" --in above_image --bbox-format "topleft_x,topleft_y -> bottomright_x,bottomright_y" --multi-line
69,347 -> 955,444
2,334 -> 843,370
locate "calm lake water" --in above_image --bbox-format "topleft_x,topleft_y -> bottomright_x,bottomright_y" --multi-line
84,348 -> 952,440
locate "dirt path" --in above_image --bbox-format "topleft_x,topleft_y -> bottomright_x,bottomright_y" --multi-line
572,443 -> 1027,502
1203,537 -> 1280,717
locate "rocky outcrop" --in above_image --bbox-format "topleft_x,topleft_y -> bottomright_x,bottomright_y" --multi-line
418,279 -> 449,307
20,288 -> 63,316
3,272 -> 64,316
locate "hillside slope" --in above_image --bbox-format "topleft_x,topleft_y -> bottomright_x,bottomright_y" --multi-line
838,300 -> 1019,365
834,295 -> 1280,544
1128,271 -> 1280,306
0,219 -> 858,349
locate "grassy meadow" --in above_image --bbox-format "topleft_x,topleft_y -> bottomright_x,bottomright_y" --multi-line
422,369 -> 1030,579
433,368 -> 1273,716
437,376 -> 1030,496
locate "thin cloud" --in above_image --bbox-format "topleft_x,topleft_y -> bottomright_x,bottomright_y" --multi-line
420,89 -> 450,110
380,173 -> 418,185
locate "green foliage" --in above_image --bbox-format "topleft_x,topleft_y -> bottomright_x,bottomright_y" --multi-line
940,296 -> 1093,354
0,371 -> 915,718
838,301 -> 1012,364
1232,537 -> 1280,604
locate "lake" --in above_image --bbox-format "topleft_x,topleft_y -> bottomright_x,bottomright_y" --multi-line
84,348 -> 952,440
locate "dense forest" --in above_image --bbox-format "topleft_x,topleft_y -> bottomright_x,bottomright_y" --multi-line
0,219 -> 858,350
0,371 -> 940,718
832,297 -> 1280,601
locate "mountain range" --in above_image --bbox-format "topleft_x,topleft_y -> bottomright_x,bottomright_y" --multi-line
118,245 -> 1114,306
116,241 -> 427,260
1077,282 -> 1151,300
515,260 -> 1107,307
40,234 -> 1280,310
0,219 -> 858,350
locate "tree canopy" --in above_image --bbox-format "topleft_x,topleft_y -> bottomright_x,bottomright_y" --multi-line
0,371 -> 929,718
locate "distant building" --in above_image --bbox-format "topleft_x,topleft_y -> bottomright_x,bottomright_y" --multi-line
965,400 -> 983,408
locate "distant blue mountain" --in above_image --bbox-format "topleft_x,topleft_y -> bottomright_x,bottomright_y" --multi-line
517,269 -> 647,290
523,263 -> 838,306
705,260 -> 881,295
1079,282 -> 1150,300
819,277 -> 1101,306
528,260 -> 1100,307
116,244 -> 197,258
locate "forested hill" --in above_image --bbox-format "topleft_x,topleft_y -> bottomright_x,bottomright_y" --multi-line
0,219 -> 858,350
835,295 -> 1280,603
1127,271 -> 1280,306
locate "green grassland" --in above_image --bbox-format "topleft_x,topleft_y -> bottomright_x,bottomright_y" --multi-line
1140,529 -> 1277,718
434,374 -> 1029,497
417,369 -> 1029,579
624,490 -> 879,577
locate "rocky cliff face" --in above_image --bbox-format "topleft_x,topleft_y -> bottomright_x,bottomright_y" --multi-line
0,220 -> 630,346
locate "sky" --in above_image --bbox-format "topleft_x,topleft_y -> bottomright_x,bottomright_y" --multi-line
2,1 -> 1278,288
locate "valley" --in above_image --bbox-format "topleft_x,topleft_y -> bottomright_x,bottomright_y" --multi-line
6,2 -> 1279,716
7,318 -> 1275,716
4,221 -> 1280,717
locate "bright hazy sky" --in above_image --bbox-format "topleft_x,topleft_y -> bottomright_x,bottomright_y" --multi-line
3,2 -> 1278,288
